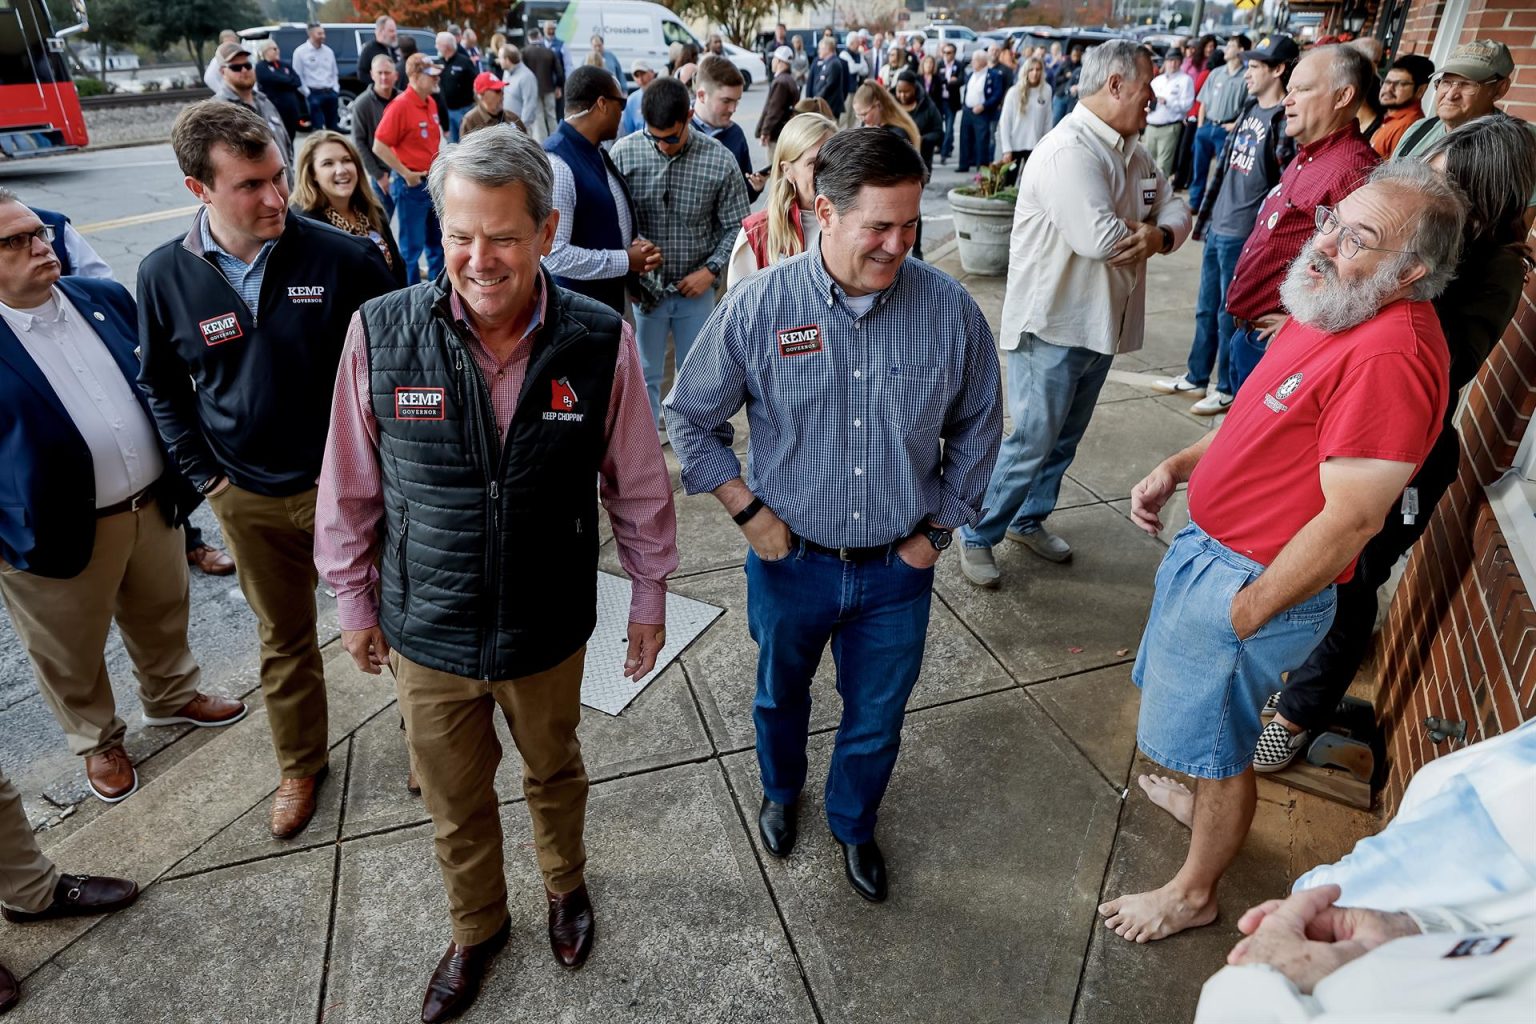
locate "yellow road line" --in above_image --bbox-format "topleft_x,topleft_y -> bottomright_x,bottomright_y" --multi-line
76,205 -> 201,234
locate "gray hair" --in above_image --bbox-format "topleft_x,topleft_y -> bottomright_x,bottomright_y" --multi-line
1421,112 -> 1536,248
1317,44 -> 1375,106
1079,40 -> 1151,98
427,123 -> 553,225
435,31 -> 456,48
374,15 -> 392,30
0,185 -> 18,205
1369,158 -> 1468,301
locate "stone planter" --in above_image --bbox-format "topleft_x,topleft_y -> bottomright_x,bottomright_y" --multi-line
947,189 -> 1014,276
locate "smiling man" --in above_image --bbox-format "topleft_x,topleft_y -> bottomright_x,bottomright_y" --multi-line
137,102 -> 395,839
665,128 -> 1002,904
315,123 -> 677,1023
1104,161 -> 1465,944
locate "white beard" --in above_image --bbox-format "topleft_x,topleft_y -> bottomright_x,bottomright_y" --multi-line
1279,241 -> 1403,333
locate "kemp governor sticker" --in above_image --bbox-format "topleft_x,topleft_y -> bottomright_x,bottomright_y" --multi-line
394,387 -> 445,420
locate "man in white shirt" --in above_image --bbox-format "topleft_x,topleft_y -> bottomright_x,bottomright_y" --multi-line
1144,49 -> 1195,177
957,40 -> 1190,587
291,22 -> 341,132
499,44 -> 541,128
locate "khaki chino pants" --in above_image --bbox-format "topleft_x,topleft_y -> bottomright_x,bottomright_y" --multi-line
0,502 -> 201,757
0,768 -> 58,914
1144,121 -> 1184,179
392,647 -> 588,946
207,484 -> 328,779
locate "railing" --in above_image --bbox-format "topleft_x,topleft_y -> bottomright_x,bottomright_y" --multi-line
78,86 -> 212,109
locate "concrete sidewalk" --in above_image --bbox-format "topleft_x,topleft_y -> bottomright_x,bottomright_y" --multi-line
3,239 -> 1379,1024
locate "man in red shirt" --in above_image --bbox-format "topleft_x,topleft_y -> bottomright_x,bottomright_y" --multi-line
1218,44 -> 1380,407
372,51 -> 444,282
1099,161 -> 1466,943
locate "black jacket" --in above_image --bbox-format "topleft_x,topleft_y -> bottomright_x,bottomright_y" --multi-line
294,205 -> 409,289
907,90 -> 945,159
808,55 -> 848,116
757,70 -> 800,142
356,39 -> 399,81
136,211 -> 397,497
254,59 -> 303,131
439,49 -> 479,109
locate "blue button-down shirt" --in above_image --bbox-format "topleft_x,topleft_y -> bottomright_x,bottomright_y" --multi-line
665,249 -> 1002,548
199,213 -> 276,316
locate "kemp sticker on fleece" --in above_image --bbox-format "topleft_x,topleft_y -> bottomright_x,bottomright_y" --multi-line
777,324 -> 823,356
199,312 -> 243,347
394,387 -> 445,420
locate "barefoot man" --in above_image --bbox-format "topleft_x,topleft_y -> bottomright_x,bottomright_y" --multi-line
1102,161 -> 1464,942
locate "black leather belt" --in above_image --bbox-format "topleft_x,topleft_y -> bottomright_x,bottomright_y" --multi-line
97,486 -> 154,518
795,535 -> 898,563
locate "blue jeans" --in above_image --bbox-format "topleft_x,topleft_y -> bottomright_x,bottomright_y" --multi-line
746,543 -> 934,844
1051,95 -> 1074,125
1227,324 -> 1267,398
634,289 -> 715,425
1134,523 -> 1336,778
1186,232 -> 1245,393
1188,122 -> 1228,212
961,333 -> 1112,548
306,88 -> 340,132
371,177 -> 395,220
958,110 -> 993,171
447,104 -> 473,142
391,174 -> 444,283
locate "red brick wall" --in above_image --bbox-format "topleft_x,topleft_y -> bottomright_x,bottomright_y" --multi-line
1375,0 -> 1536,813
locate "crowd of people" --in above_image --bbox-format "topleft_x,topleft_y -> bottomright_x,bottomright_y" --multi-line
0,11 -> 1533,1024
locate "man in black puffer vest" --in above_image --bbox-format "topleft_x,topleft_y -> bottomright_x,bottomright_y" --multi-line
315,123 -> 677,1024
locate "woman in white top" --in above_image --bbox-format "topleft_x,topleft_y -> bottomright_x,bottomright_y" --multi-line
995,56 -> 1053,178
725,113 -> 838,289
789,35 -> 810,87
878,45 -> 909,87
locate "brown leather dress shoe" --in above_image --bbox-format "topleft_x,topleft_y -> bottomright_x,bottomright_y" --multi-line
420,916 -> 511,1024
84,746 -> 137,803
407,765 -> 421,796
547,883 -> 595,969
1,873 -> 139,924
270,764 -> 328,839
186,543 -> 236,576
142,692 -> 249,729
1,958 -> 17,1015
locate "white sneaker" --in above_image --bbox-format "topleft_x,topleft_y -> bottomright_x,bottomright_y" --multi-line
958,544 -> 1000,588
1151,373 -> 1204,395
1005,527 -> 1072,563
1190,390 -> 1234,416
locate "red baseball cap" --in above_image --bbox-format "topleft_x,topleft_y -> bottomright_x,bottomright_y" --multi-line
473,71 -> 505,94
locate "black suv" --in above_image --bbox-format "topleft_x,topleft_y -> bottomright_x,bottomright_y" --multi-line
238,22 -> 438,132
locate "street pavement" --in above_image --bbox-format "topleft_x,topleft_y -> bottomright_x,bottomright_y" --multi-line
0,170 -> 1381,1020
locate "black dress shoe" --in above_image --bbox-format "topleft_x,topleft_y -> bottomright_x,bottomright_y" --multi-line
420,916 -> 511,1024
547,883 -> 595,969
840,839 -> 888,903
0,959 -> 17,1016
758,797 -> 798,858
0,873 -> 139,924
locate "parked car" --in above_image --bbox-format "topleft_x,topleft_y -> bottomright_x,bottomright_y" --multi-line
237,22 -> 437,133
719,40 -> 767,89
922,22 -> 983,59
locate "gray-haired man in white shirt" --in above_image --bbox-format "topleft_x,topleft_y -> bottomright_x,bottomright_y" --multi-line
958,40 -> 1190,587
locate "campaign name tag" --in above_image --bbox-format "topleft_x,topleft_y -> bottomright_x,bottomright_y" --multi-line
394,387 -> 445,420
1445,936 -> 1512,958
287,285 -> 325,304
199,312 -> 243,347
777,324 -> 823,356
1139,176 -> 1157,214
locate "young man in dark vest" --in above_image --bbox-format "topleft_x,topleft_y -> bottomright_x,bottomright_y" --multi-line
542,65 -> 659,313
315,124 -> 678,1024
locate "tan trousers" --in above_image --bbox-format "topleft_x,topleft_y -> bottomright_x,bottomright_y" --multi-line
207,484 -> 327,779
393,647 -> 588,946
0,502 -> 200,757
1144,121 -> 1183,179
0,768 -> 58,913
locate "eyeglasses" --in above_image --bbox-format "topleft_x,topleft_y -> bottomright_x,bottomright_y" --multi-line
1314,206 -> 1416,260
0,224 -> 55,252
225,62 -> 253,72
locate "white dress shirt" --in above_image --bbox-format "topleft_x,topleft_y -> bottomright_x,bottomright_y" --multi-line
1147,70 -> 1195,126
502,63 -> 541,125
963,69 -> 987,109
998,103 -> 1191,356
1,289 -> 163,506
544,151 -> 634,281
291,41 -> 339,92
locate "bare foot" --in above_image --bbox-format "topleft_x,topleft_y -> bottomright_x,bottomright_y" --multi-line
1098,883 -> 1219,943
1138,773 -> 1193,829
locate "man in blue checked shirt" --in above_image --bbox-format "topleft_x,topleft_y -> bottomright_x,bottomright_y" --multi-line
665,129 -> 1002,904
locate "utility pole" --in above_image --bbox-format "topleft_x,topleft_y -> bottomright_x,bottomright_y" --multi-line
1190,0 -> 1207,33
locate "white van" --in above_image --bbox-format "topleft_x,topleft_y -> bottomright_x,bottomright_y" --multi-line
526,0 -> 708,89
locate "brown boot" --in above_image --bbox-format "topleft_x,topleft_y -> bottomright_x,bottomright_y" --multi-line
420,917 -> 511,1023
142,692 -> 248,729
547,883 -> 595,969
270,764 -> 328,839
84,746 -> 137,803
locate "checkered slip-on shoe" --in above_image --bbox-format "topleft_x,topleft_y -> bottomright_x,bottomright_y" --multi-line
1253,720 -> 1308,774
1260,692 -> 1282,722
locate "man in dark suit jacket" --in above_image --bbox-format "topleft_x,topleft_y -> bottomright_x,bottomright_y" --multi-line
807,37 -> 849,118
0,192 -> 246,806
937,42 -> 966,162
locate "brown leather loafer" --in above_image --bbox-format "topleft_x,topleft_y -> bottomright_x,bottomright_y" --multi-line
270,764 -> 328,839
547,883 -> 595,969
84,746 -> 137,803
407,765 -> 421,796
187,543 -> 236,576
420,916 -> 511,1023
1,873 -> 139,924
1,958 -> 18,1015
142,692 -> 249,729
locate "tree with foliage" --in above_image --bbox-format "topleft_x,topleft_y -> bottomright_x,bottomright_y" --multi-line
145,0 -> 262,66
662,0 -> 809,53
353,1 -> 505,35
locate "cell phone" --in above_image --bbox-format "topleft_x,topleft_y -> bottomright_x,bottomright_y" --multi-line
756,166 -> 770,176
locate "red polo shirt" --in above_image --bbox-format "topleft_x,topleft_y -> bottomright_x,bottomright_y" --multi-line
1187,300 -> 1449,583
374,87 -> 442,174
1224,124 -> 1379,323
